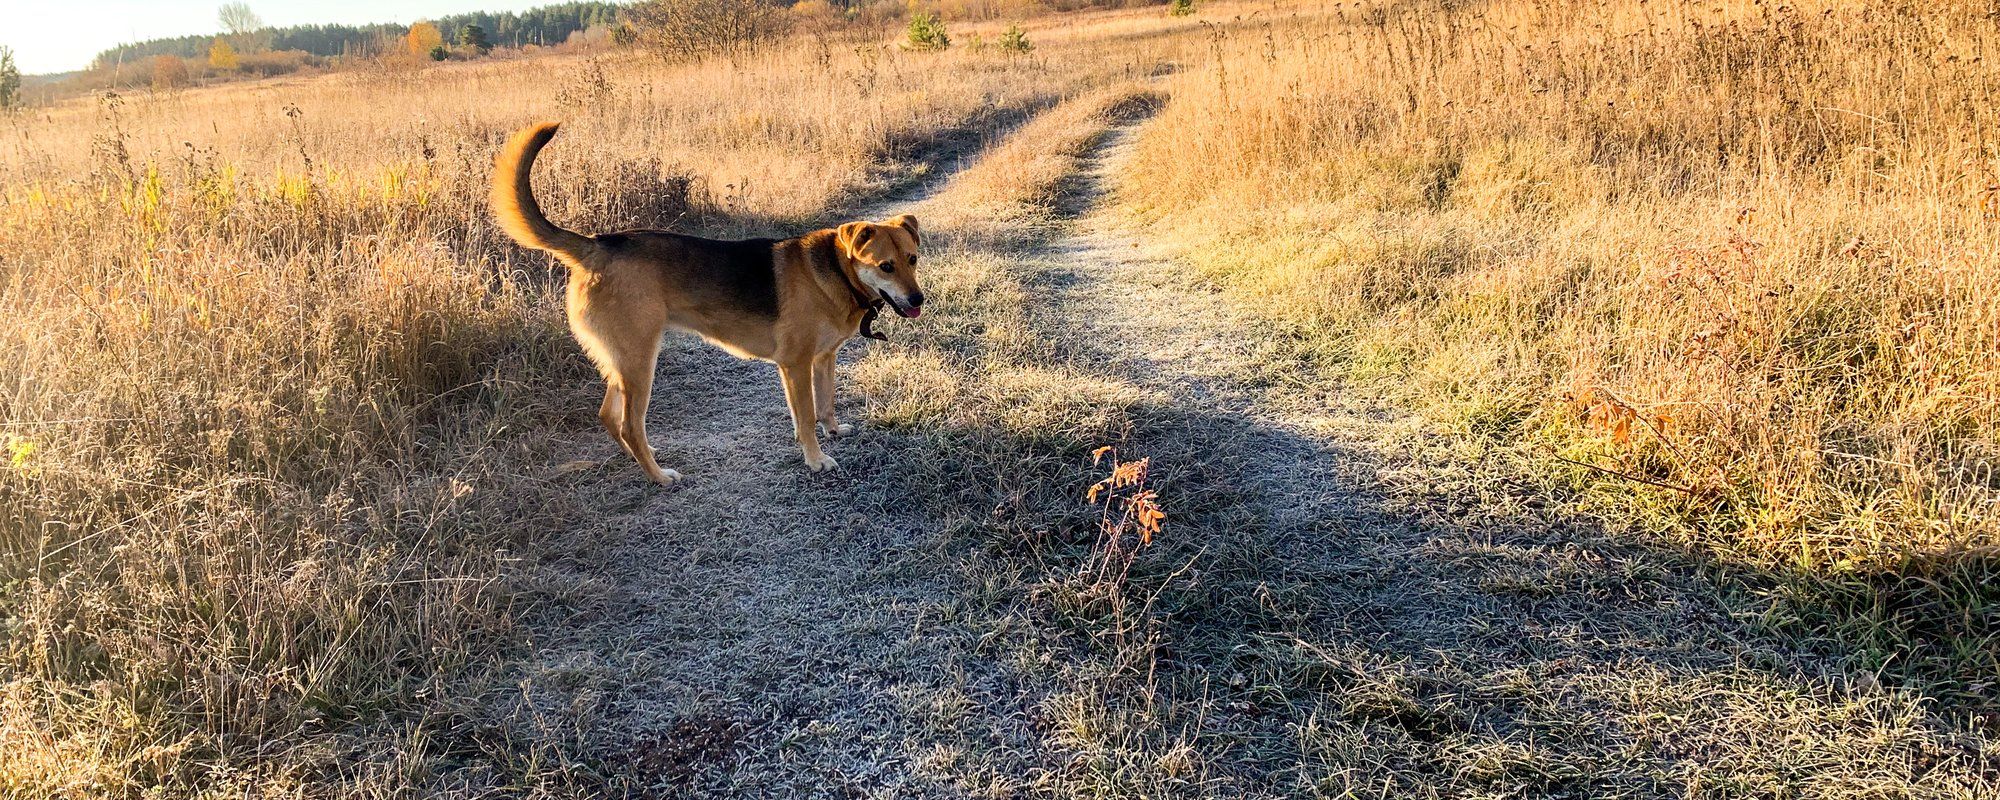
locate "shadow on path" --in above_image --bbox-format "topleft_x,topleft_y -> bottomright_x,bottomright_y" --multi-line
986,126 -> 2000,795
497,103 -> 1998,799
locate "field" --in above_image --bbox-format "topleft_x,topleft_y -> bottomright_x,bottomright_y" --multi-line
2,0 -> 1996,797
1119,0 -> 2000,697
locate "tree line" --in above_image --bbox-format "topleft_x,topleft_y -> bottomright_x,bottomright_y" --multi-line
90,2 -> 623,68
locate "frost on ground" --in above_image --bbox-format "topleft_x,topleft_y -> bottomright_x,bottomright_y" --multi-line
504,110 -> 1999,799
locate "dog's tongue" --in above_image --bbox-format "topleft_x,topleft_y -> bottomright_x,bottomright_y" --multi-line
904,306 -> 922,318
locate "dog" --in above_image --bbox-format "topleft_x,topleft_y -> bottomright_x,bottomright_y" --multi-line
491,122 -> 925,484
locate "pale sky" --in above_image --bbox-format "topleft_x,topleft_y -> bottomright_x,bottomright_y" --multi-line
2,0 -> 570,75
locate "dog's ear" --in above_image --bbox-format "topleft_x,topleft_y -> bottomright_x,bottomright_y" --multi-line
887,214 -> 919,243
835,221 -> 876,258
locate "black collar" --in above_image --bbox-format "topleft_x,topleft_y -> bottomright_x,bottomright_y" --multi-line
856,298 -> 888,341
839,263 -> 890,341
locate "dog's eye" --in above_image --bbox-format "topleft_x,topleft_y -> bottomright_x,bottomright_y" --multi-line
909,255 -> 918,266
879,262 -> 896,273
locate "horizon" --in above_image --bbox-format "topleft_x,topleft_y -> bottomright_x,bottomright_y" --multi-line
2,0 -> 585,75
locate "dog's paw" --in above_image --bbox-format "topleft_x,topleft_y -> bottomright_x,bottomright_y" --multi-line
649,468 -> 683,485
803,453 -> 839,472
820,422 -> 855,439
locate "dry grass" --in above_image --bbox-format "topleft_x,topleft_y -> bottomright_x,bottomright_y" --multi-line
849,82 -> 1168,457
0,13 -> 1185,795
1119,0 -> 2000,697
9,0 -> 1993,794
859,54 -> 1996,796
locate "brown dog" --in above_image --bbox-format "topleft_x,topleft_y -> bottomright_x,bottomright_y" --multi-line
491,122 -> 925,483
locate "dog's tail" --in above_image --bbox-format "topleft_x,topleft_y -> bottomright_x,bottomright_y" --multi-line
492,122 -> 600,270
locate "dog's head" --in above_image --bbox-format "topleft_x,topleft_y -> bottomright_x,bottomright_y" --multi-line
837,214 -> 925,318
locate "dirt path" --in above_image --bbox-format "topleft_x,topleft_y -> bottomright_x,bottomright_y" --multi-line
512,117 -> 1997,797
508,143 -> 1049,797
1010,127 -> 1995,796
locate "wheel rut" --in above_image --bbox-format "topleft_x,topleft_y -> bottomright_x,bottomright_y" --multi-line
1000,125 -> 1994,795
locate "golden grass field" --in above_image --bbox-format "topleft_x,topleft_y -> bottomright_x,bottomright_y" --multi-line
1121,0 -> 2000,692
2,0 -> 1997,796
0,6 -> 1203,794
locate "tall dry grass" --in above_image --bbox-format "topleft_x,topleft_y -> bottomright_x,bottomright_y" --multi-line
0,15 -> 1183,794
1121,0 -> 2000,694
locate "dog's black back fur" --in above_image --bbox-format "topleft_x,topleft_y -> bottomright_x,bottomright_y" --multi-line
598,232 -> 781,319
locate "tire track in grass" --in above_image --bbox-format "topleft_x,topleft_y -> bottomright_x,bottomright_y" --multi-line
969,117 -> 2000,797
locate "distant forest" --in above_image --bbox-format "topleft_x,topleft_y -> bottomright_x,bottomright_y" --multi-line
91,2 -> 625,67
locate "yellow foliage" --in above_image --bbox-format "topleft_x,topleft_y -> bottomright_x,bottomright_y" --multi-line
4,435 -> 36,470
406,21 -> 444,57
208,39 -> 239,70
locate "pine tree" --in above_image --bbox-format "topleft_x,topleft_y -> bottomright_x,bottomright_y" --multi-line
999,24 -> 1031,54
459,24 -> 493,53
0,46 -> 19,109
906,12 -> 950,51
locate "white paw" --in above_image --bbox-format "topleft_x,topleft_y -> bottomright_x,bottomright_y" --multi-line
820,422 -> 855,439
804,453 -> 839,472
650,468 -> 683,485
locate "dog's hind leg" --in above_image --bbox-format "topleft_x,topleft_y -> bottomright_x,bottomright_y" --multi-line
780,360 -> 836,472
598,382 -> 632,458
615,340 -> 681,485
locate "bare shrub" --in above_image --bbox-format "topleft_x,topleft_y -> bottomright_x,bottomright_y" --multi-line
626,0 -> 791,62
150,55 -> 190,90
1083,447 -> 1166,609
237,49 -> 314,77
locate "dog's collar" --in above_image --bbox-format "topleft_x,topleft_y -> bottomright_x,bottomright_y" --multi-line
839,259 -> 890,342
857,299 -> 888,341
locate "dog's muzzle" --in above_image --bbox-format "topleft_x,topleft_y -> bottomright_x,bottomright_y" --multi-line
884,292 -> 924,318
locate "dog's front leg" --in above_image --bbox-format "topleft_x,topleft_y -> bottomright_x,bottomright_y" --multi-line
780,361 -> 837,472
813,351 -> 852,439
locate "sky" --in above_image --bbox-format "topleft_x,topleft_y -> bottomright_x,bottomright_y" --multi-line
2,0 -> 566,75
